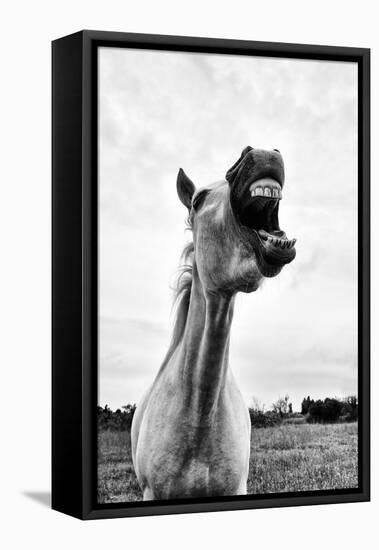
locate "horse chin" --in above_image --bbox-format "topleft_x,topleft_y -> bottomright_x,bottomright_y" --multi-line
253,233 -> 296,278
236,243 -> 293,291
255,255 -> 286,279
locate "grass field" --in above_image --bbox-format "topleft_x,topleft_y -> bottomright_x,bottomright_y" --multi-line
97,422 -> 358,503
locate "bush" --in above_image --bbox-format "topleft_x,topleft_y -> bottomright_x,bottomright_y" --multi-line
98,404 -> 136,431
249,409 -> 283,428
301,395 -> 358,424
307,398 -> 343,423
301,396 -> 315,415
341,396 -> 358,422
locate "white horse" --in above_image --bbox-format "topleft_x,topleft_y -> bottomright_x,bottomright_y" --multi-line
131,147 -> 296,500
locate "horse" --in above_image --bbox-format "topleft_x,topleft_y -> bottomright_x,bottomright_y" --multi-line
131,146 -> 296,500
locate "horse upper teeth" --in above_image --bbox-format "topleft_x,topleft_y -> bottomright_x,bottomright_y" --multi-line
249,178 -> 282,199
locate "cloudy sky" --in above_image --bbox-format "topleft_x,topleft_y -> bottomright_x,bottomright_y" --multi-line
98,47 -> 358,412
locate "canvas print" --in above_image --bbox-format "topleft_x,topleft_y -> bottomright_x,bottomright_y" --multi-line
97,48 -> 358,503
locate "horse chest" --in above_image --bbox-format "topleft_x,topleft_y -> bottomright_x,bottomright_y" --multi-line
138,411 -> 249,499
148,446 -> 246,499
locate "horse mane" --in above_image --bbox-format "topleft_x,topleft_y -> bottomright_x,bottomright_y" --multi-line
159,237 -> 194,370
171,240 -> 194,341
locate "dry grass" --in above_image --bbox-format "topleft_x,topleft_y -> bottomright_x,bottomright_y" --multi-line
97,421 -> 358,503
248,422 -> 358,494
97,430 -> 142,503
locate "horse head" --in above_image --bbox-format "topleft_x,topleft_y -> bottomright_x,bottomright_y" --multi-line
176,146 -> 296,295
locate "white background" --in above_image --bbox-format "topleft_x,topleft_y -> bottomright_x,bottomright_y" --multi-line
0,1 -> 376,548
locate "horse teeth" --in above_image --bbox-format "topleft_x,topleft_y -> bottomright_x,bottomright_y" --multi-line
249,179 -> 282,200
267,236 -> 296,249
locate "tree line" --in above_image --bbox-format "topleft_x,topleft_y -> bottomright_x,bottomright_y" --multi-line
301,395 -> 358,423
249,394 -> 358,428
98,394 -> 358,432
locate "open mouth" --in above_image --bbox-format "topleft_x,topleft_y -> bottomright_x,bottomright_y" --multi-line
240,177 -> 296,248
236,177 -> 296,275
226,147 -> 296,277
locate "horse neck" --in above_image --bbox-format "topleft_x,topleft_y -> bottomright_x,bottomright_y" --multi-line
178,263 -> 235,421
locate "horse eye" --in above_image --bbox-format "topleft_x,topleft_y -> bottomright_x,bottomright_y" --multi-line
192,190 -> 208,211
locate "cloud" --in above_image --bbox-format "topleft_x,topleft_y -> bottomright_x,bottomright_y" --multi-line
99,316 -> 171,406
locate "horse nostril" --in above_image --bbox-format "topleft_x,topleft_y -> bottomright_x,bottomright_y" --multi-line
273,149 -> 280,153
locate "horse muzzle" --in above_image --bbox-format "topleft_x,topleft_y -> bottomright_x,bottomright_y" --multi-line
226,146 -> 296,276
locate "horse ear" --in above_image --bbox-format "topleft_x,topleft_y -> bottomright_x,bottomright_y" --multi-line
176,168 -> 196,210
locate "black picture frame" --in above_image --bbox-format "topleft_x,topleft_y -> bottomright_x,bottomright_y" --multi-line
52,30 -> 370,520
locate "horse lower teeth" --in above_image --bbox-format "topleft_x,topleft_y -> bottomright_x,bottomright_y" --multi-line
260,231 -> 296,249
